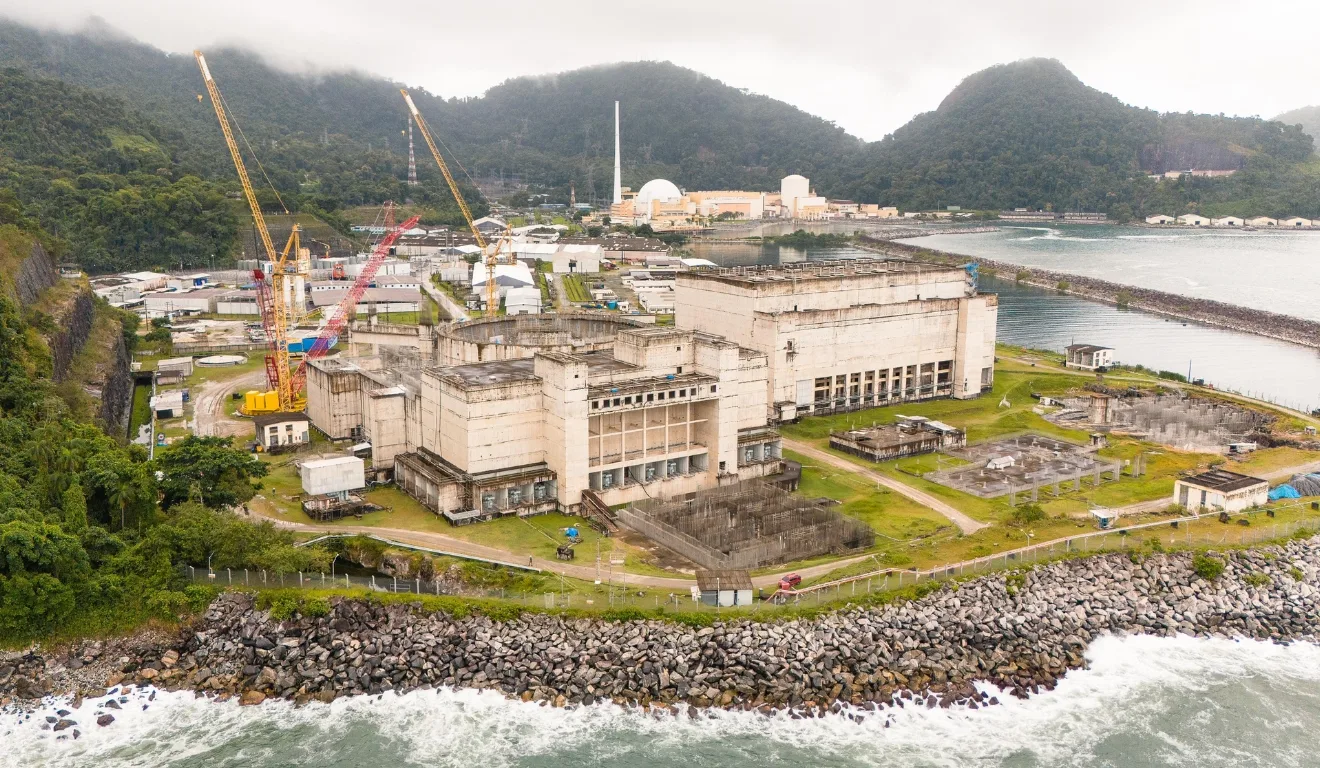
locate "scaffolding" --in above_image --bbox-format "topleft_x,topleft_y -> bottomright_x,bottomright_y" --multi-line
619,481 -> 874,570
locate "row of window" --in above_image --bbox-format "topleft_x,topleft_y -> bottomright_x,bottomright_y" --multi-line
813,362 -> 954,401
591,385 -> 715,410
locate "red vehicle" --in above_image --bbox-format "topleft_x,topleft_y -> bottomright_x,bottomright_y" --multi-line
778,573 -> 802,591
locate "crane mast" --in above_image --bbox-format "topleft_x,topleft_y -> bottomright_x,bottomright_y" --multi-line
400,90 -> 502,315
196,51 -> 300,412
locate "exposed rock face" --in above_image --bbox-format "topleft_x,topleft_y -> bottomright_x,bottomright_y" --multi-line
4,542 -> 1319,715
14,240 -> 58,307
95,333 -> 135,437
1140,141 -> 1246,174
50,289 -> 96,383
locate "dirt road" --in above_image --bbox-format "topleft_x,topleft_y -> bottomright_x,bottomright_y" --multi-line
420,268 -> 470,322
783,437 -> 988,534
193,369 -> 266,438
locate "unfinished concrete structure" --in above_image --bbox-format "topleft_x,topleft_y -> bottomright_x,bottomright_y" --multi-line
675,259 -> 998,421
618,481 -> 874,570
1048,394 -> 1268,452
435,313 -> 643,366
308,326 -> 784,520
927,433 -> 1122,500
829,416 -> 966,463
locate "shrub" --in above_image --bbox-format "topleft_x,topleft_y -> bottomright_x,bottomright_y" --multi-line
1010,504 -> 1046,526
1115,290 -> 1133,308
1290,567 -> 1305,582
1056,280 -> 1070,292
1015,270 -> 1031,283
1192,554 -> 1225,581
1243,573 -> 1270,588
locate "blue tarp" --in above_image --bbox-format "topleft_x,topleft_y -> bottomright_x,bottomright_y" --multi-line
1269,484 -> 1301,501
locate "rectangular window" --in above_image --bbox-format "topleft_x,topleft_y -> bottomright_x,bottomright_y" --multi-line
679,389 -> 686,397
646,393 -> 654,402
613,398 -> 621,406
710,385 -> 717,393
592,400 -> 599,409
624,396 -> 632,404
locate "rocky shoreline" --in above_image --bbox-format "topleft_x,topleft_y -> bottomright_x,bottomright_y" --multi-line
863,237 -> 1320,351
5,539 -> 1319,725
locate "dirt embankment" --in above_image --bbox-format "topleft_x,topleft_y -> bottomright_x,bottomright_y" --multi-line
864,237 -> 1320,350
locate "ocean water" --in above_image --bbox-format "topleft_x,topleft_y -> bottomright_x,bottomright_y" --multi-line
8,635 -> 1320,767
898,225 -> 1320,322
683,241 -> 1320,412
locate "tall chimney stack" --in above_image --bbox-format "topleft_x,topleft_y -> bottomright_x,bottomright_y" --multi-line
612,101 -> 622,205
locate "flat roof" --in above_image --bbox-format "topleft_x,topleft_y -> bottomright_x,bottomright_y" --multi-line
675,258 -> 952,287
695,570 -> 753,591
302,455 -> 363,470
253,412 -> 310,429
430,358 -> 540,388
1181,469 -> 1267,493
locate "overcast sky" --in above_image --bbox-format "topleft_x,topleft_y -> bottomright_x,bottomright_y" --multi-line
3,0 -> 1317,141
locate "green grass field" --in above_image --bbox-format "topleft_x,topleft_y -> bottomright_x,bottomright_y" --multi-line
562,274 -> 591,303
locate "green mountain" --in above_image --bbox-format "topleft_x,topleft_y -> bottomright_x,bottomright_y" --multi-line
1274,105 -> 1320,147
0,19 -> 861,206
843,58 -> 1315,217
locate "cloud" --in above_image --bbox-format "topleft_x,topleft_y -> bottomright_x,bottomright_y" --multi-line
2,0 -> 1317,140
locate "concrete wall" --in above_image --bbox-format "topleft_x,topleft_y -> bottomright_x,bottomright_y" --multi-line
537,354 -> 589,508
438,378 -> 545,474
305,362 -> 366,439
364,390 -> 409,467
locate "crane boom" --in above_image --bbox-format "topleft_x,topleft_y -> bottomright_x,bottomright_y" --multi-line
196,51 -> 298,411
400,90 -> 501,315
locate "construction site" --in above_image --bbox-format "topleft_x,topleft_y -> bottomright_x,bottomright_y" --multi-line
1047,393 -> 1269,452
435,313 -> 644,366
926,433 -> 1123,500
616,480 -> 875,570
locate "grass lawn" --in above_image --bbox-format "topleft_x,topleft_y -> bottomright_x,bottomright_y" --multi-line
562,274 -> 591,302
129,382 -> 151,435
787,449 -> 951,542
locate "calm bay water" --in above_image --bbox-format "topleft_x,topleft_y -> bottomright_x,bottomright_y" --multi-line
684,241 -> 1320,412
900,224 -> 1320,322
10,636 -> 1320,767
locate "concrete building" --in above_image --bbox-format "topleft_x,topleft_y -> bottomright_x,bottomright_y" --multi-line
674,259 -> 998,421
829,416 -> 966,463
686,190 -> 766,220
1174,469 -> 1267,513
1212,216 -> 1244,227
308,323 -> 785,519
1246,217 -> 1278,227
858,204 -> 900,219
156,357 -> 195,380
214,290 -> 261,316
565,236 -> 669,264
780,175 -> 810,217
471,262 -> 535,301
1145,214 -> 1175,225
254,412 -> 311,450
1064,344 -> 1114,370
151,390 -> 184,419
513,242 -> 603,273
1281,216 -> 1313,228
167,272 -> 211,291
1177,214 -> 1210,226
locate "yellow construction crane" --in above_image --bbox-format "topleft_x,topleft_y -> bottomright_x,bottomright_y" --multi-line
401,89 -> 503,315
196,51 -> 304,413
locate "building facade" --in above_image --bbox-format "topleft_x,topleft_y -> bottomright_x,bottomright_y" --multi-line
674,260 -> 998,421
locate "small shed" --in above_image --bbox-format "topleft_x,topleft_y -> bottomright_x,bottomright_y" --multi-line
986,455 -> 1016,470
156,356 -> 195,379
151,390 -> 184,419
695,570 -> 755,607
254,411 -> 311,451
1174,469 -> 1268,513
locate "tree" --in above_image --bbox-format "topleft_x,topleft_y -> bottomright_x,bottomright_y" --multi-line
62,481 -> 88,533
152,436 -> 268,510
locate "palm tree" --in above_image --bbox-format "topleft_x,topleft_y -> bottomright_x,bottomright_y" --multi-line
106,476 -> 138,532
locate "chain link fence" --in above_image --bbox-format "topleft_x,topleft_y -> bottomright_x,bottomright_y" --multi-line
183,504 -> 1320,615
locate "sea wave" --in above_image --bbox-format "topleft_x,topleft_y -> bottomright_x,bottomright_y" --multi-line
7,635 -> 1320,768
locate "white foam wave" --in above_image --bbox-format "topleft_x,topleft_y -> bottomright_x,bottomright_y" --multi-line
7,635 -> 1320,768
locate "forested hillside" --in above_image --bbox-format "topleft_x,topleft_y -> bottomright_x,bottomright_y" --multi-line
1274,106 -> 1320,151
0,68 -> 238,273
840,59 -> 1317,218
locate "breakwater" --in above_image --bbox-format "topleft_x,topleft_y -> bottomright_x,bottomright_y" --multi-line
863,237 -> 1320,350
5,539 -> 1320,725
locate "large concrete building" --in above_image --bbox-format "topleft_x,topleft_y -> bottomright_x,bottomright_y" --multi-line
309,257 -> 997,524
674,259 -> 998,421
307,324 -> 783,520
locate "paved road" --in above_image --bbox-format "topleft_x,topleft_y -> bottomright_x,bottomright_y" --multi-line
783,437 -> 988,534
254,511 -> 876,589
421,268 -> 470,322
194,369 -> 266,437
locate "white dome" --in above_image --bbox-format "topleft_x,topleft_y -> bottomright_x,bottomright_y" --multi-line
635,178 -> 683,205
